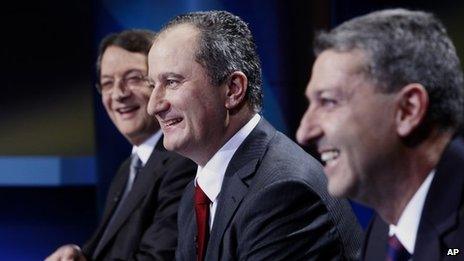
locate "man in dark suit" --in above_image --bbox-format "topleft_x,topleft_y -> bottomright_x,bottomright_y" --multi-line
46,29 -> 196,260
297,9 -> 464,260
146,11 -> 362,260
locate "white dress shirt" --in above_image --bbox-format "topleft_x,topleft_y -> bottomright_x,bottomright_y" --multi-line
195,114 -> 261,230
131,130 -> 163,166
389,170 -> 436,254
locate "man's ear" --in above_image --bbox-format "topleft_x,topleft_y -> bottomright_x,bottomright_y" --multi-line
225,71 -> 248,110
395,83 -> 429,137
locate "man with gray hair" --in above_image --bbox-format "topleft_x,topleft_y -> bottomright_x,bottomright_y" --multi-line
147,10 -> 362,261
297,8 -> 464,260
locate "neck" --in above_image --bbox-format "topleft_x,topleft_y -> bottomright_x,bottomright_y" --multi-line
369,129 -> 453,224
195,109 -> 255,167
128,130 -> 159,146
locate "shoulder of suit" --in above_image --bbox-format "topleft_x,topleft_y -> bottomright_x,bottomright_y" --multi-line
264,131 -> 322,172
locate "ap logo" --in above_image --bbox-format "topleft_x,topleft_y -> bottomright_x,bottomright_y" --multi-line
447,248 -> 460,256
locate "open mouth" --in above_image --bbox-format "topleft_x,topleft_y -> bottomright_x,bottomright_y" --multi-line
116,106 -> 139,115
320,149 -> 340,166
163,118 -> 183,128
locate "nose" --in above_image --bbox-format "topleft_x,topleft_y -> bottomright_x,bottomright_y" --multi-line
296,106 -> 323,146
147,84 -> 169,116
111,79 -> 130,101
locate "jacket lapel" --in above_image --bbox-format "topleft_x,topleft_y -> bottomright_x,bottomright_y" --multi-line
89,159 -> 130,253
205,118 -> 275,260
362,215 -> 389,260
181,184 -> 198,260
414,138 -> 464,260
95,140 -> 169,255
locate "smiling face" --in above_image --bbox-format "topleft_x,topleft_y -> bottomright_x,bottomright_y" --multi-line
100,45 -> 159,145
296,49 -> 398,200
147,24 -> 228,165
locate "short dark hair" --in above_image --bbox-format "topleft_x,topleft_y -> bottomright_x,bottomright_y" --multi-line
96,29 -> 155,92
314,8 -> 464,131
159,11 -> 263,112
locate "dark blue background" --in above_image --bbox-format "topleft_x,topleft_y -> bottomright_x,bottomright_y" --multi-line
2,0 -> 463,259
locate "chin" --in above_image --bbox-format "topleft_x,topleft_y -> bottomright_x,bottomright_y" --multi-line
328,186 -> 345,198
162,136 -> 180,152
162,138 -> 173,151
327,178 -> 353,198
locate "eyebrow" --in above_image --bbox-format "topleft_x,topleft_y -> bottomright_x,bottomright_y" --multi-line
309,87 -> 343,100
160,72 -> 184,79
155,72 -> 186,83
101,69 -> 145,79
311,88 -> 333,97
100,75 -> 113,79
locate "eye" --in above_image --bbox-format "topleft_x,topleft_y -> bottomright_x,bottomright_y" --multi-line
319,97 -> 338,108
126,75 -> 142,84
100,80 -> 113,92
126,75 -> 143,86
166,79 -> 179,88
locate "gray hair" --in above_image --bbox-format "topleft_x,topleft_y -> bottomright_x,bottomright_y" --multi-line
160,10 -> 263,112
315,8 -> 464,130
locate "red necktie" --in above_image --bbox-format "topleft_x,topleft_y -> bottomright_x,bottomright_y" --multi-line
194,185 -> 211,261
386,235 -> 411,261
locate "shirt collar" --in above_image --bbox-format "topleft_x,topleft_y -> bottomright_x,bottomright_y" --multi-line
195,114 -> 261,202
131,130 -> 163,166
389,169 -> 435,254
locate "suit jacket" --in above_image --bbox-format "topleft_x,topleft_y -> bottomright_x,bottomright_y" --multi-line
82,139 -> 197,261
362,138 -> 464,261
176,118 -> 362,260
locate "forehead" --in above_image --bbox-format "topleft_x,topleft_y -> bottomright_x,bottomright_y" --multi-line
307,49 -> 368,95
101,45 -> 147,75
149,24 -> 200,64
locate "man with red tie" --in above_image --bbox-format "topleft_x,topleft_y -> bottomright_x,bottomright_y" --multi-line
147,10 -> 362,261
297,9 -> 464,260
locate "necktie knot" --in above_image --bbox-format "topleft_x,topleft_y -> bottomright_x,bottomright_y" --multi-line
195,185 -> 211,205
130,154 -> 142,171
386,235 -> 411,261
127,154 -> 142,191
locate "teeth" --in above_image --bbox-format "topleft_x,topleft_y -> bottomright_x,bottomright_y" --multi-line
321,150 -> 339,162
165,118 -> 182,126
118,107 -> 136,113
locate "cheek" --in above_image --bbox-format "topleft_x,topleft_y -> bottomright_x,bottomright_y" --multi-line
343,131 -> 381,182
334,108 -> 367,141
324,113 -> 351,141
102,96 -> 113,113
178,90 -> 209,116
